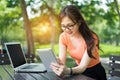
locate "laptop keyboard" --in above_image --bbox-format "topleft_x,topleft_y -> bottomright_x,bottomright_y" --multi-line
21,65 -> 38,69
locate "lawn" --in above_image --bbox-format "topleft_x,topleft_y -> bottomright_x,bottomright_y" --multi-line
100,44 -> 120,57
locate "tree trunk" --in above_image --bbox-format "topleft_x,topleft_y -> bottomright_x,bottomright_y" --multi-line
114,0 -> 120,46
19,0 -> 34,54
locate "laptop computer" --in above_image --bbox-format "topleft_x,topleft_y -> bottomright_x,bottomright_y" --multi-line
4,42 -> 47,73
37,48 -> 58,72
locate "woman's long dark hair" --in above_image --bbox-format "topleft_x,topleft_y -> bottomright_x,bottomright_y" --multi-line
59,5 -> 100,59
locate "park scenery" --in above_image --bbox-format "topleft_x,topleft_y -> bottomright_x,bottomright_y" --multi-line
0,0 -> 120,63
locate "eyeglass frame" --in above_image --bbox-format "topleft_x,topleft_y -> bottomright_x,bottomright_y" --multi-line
61,23 -> 76,30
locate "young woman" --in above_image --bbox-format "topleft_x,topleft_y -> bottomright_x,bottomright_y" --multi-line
50,5 -> 107,80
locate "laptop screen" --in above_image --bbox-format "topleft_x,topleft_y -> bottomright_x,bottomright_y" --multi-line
5,43 -> 26,68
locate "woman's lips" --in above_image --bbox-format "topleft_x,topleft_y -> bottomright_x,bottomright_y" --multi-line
66,31 -> 72,35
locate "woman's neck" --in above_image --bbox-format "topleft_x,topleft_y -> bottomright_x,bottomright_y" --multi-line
70,32 -> 82,39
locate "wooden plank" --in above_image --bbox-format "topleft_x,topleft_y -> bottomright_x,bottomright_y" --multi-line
0,59 -> 10,65
0,53 -> 10,65
109,54 -> 120,79
109,62 -> 120,69
108,76 -> 120,80
109,70 -> 120,77
14,73 -> 37,80
28,73 -> 49,80
110,55 -> 120,61
0,65 -> 14,80
41,72 -> 62,80
0,65 -> 96,80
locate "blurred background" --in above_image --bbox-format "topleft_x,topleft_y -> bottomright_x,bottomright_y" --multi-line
0,0 -> 120,59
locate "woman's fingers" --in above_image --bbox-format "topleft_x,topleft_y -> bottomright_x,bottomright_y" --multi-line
51,63 -> 59,68
50,63 -> 65,76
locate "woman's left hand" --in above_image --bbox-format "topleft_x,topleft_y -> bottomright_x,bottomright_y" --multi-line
50,62 -> 68,76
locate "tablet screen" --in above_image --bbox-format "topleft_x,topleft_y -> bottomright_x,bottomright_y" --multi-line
37,48 -> 57,72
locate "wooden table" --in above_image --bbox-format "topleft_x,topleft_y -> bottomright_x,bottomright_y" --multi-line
0,65 -> 95,80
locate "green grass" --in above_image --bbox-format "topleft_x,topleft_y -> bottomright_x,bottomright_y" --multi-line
100,44 -> 120,57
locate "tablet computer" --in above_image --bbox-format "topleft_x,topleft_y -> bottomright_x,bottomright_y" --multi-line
37,48 -> 57,72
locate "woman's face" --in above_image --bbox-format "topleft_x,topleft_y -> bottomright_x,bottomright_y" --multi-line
61,16 -> 79,37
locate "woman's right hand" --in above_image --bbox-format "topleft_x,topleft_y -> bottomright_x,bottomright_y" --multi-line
50,62 -> 69,77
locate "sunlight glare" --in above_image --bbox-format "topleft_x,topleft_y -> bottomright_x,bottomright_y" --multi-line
41,26 -> 48,33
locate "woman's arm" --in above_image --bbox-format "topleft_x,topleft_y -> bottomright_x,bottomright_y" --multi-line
50,48 -> 91,76
51,35 -> 97,76
70,43 -> 97,74
72,49 -> 91,74
58,41 -> 67,65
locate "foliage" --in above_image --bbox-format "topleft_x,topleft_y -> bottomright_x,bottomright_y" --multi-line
6,0 -> 19,7
29,0 -> 62,45
29,0 -> 120,46
0,0 -> 120,50
101,1 -> 120,46
0,0 -> 24,46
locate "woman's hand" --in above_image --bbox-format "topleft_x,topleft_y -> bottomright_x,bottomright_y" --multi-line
50,58 -> 69,76
50,63 -> 65,76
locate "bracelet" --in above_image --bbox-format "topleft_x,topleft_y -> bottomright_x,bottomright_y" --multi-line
70,68 -> 73,75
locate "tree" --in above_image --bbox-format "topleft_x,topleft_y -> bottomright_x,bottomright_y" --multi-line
0,0 -> 35,55
0,0 -> 22,47
19,0 -> 34,54
114,0 -> 120,45
29,0 -> 61,49
102,0 -> 120,45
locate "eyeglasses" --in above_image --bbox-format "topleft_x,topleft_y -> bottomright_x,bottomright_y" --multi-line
61,23 -> 76,30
